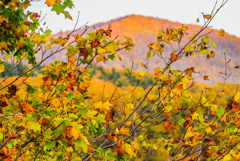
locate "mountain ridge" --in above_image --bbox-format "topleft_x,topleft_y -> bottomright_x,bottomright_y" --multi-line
40,14 -> 240,84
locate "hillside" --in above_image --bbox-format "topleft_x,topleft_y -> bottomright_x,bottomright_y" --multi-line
39,14 -> 240,84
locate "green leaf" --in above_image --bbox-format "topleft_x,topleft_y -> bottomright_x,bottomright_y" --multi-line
57,154 -> 63,161
97,114 -> 105,123
107,54 -> 116,60
62,11 -> 72,20
178,118 -> 185,126
73,138 -> 88,153
51,4 -> 65,15
106,42 -> 119,54
216,107 -> 224,117
44,141 -> 55,150
97,147 -> 106,156
146,50 -> 151,59
180,102 -> 188,108
103,39 -> 108,45
63,0 -> 74,8
67,93 -> 75,100
27,122 -> 41,132
229,121 -> 236,132
142,141 -> 147,147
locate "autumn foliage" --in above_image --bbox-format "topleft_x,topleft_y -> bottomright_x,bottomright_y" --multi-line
1,0 -> 239,161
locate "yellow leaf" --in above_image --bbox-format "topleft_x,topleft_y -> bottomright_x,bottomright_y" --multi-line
127,103 -> 134,109
210,104 -> 218,112
0,15 -> 4,24
153,145 -> 157,150
206,127 -> 212,133
141,62 -> 147,69
103,101 -> 113,111
87,110 -> 98,119
119,127 -> 131,136
222,154 -> 232,161
0,63 -> 4,73
219,29 -> 225,37
138,71 -> 146,78
75,33 -> 82,42
71,127 -> 80,140
45,0 -> 56,7
221,90 -> 226,95
45,44 -> 53,50
234,91 -> 240,103
0,42 -> 8,50
182,26 -> 188,31
117,54 -> 122,60
126,121 -> 132,126
96,54 -> 107,63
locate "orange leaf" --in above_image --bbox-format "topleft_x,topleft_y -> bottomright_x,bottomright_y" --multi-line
163,121 -> 174,131
203,75 -> 209,80
203,150 -> 212,158
204,15 -> 211,19
45,0 -> 56,7
170,52 -> 179,62
18,102 -> 36,114
42,76 -> 53,90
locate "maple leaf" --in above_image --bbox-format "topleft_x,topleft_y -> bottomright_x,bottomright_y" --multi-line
108,133 -> 116,141
228,99 -> 240,112
221,90 -> 226,95
79,47 -> 90,58
170,52 -> 179,62
96,54 -> 107,63
68,55 -> 77,64
0,94 -> 8,107
219,29 -> 225,37
184,67 -> 195,76
117,54 -> 122,60
163,121 -> 174,131
45,44 -> 53,50
105,111 -> 115,123
105,25 -> 112,37
141,62 -> 147,69
77,81 -> 90,94
90,38 -> 100,49
7,85 -> 17,96
154,67 -> 162,77
18,102 -> 36,114
204,14 -> 211,19
0,42 -> 8,50
75,33 -> 82,42
203,150 -> 212,158
119,127 -> 131,136
31,13 -> 40,19
45,0 -> 56,7
182,26 -> 188,31
203,75 -> 209,80
41,119 -> 48,126
42,76 -> 53,90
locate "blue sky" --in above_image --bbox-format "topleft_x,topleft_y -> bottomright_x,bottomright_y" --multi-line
28,0 -> 239,37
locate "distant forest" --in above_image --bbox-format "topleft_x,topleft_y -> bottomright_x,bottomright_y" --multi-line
0,62 -> 44,78
1,62 -> 154,88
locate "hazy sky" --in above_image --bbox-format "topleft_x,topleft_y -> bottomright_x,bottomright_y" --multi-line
28,0 -> 239,37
